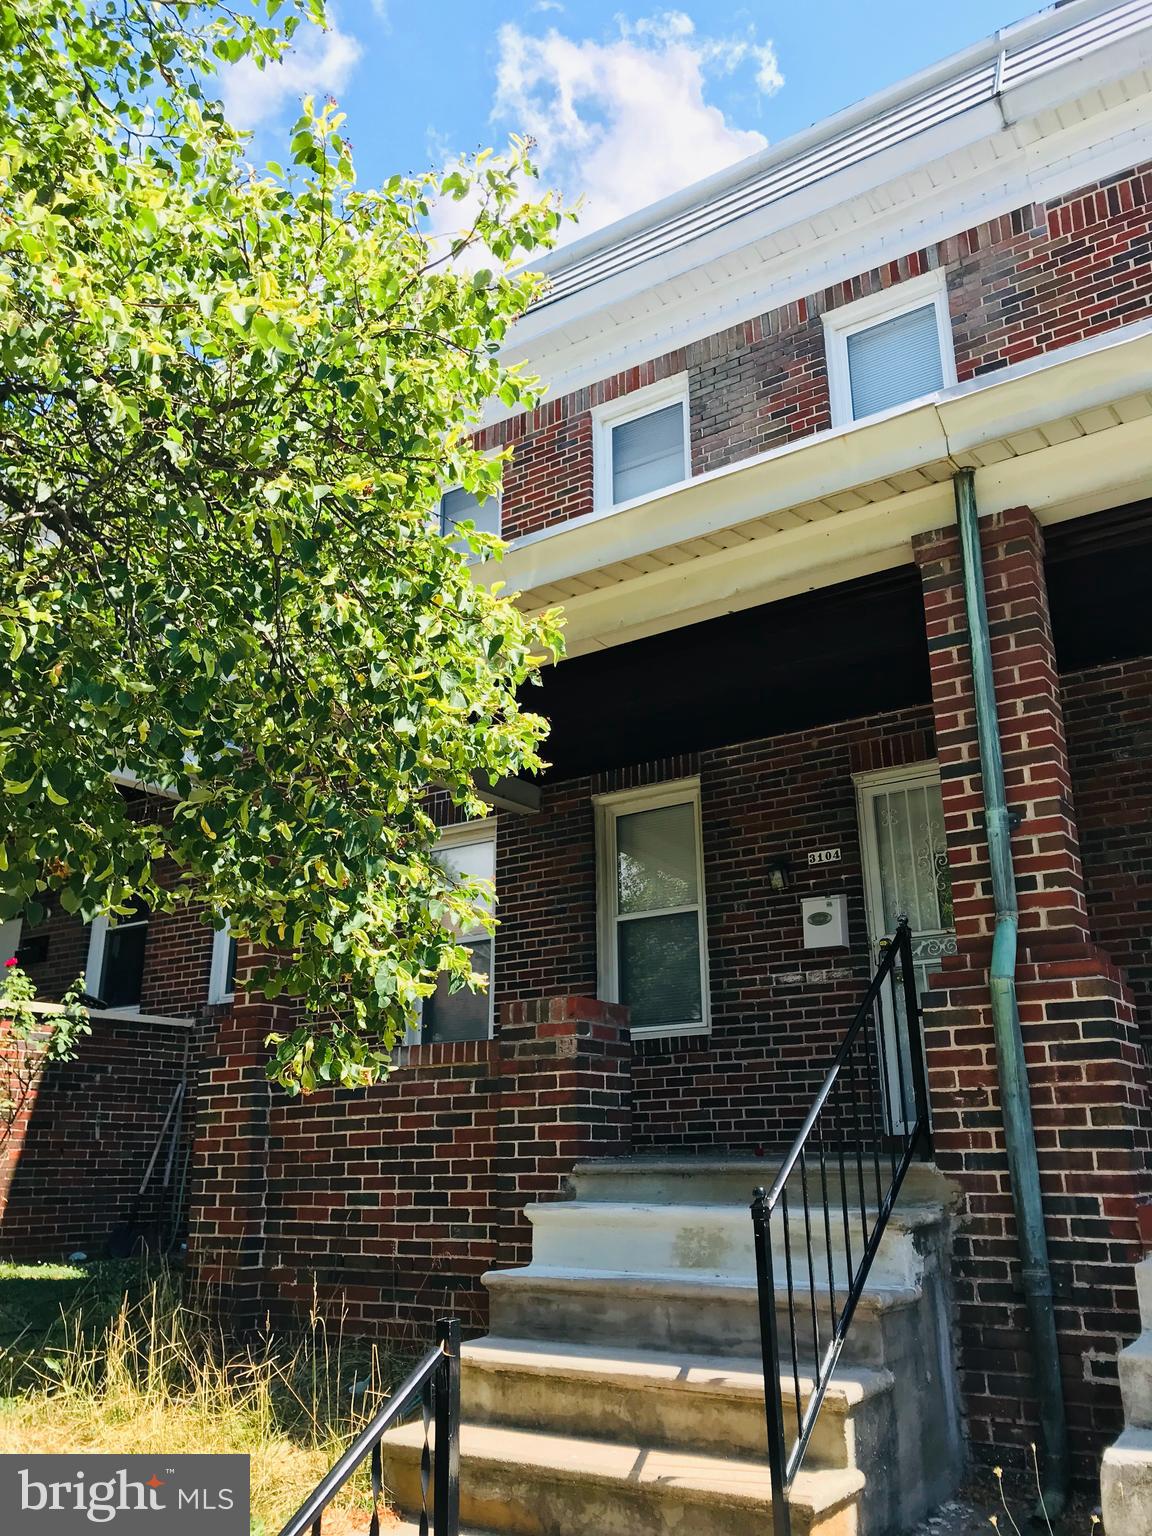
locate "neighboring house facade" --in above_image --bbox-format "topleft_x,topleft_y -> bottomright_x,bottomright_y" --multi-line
5,1 -> 1152,1527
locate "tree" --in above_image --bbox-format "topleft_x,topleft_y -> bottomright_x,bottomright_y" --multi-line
0,0 -> 566,1091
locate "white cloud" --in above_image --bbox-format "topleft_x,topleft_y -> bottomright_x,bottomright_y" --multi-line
491,10 -> 783,239
221,18 -> 362,130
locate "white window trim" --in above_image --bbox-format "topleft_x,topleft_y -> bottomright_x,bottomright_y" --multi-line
822,270 -> 956,428
418,818 -> 498,1044
594,777 -> 710,1040
85,911 -> 148,1015
208,923 -> 236,1005
591,373 -> 691,513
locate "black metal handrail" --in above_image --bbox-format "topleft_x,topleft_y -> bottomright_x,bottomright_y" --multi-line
751,918 -> 930,1536
278,1317 -> 461,1536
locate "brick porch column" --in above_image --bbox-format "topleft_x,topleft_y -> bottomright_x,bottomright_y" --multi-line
186,944 -> 291,1325
495,996 -> 632,1269
914,505 -> 1152,1483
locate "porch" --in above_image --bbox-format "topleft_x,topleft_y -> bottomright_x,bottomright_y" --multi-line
187,494 -> 1152,1498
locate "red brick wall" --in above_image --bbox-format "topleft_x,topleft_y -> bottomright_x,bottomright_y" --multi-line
495,716 -> 936,1150
0,1014 -> 196,1258
1064,655 -> 1152,1053
482,161 -> 1152,537
188,995 -> 630,1338
913,509 -> 1152,1483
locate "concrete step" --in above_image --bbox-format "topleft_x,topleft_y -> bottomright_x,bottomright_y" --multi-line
462,1334 -> 894,1468
483,1264 -> 921,1367
570,1155 -> 955,1210
381,1419 -> 864,1536
1101,1426 -> 1152,1536
1120,1333 -> 1152,1429
524,1198 -> 942,1292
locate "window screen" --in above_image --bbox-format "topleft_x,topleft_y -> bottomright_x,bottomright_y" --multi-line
440,487 -> 501,541
611,800 -> 704,1031
611,402 -> 686,504
846,303 -> 944,420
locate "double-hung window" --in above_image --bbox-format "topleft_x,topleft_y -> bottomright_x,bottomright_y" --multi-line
86,899 -> 150,1010
596,781 -> 709,1037
422,822 -> 496,1045
593,377 -> 690,509
823,272 -> 955,427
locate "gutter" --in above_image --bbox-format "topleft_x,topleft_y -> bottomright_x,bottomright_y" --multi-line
952,468 -> 1070,1511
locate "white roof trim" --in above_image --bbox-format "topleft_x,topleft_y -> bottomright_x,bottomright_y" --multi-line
529,0 -> 1151,311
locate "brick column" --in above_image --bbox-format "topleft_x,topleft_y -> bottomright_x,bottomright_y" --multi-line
495,995 -> 632,1269
186,945 -> 291,1324
914,506 -> 1152,1483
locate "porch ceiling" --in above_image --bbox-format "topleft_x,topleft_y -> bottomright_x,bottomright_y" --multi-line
482,321 -> 1152,658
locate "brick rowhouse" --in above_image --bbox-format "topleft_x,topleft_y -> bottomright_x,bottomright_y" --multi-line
914,506 -> 1152,1480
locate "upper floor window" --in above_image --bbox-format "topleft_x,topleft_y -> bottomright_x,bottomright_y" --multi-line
593,376 -> 690,510
439,486 -> 501,546
595,780 -> 709,1038
823,272 -> 954,427
86,900 -> 150,1010
422,821 -> 496,1045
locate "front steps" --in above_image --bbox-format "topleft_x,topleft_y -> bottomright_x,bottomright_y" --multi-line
1101,1256 -> 1152,1535
380,1156 -> 962,1536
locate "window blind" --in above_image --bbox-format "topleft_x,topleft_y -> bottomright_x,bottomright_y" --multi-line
440,486 -> 500,539
611,402 -> 686,504
846,303 -> 944,420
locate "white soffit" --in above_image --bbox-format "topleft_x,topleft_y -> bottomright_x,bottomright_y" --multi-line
482,322 -> 1152,656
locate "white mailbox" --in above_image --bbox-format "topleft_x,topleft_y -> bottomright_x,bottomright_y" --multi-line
802,894 -> 849,949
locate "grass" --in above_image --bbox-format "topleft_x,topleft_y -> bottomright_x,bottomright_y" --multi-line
0,1260 -> 410,1535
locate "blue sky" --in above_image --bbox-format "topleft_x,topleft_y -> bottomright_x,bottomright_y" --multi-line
222,1 -> 1027,244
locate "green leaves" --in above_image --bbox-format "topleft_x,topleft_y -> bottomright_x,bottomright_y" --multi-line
0,0 -> 568,1093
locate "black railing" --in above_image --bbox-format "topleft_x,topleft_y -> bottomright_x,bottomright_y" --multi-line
277,1318 -> 461,1536
751,918 -> 930,1536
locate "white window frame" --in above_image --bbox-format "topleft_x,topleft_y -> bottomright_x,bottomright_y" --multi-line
591,373 -> 691,512
85,909 -> 149,1015
419,818 -> 498,1044
822,270 -> 955,428
594,778 -> 710,1039
208,923 -> 237,1005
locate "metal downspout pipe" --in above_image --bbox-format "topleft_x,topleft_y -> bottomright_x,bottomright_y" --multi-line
952,469 -> 1070,1510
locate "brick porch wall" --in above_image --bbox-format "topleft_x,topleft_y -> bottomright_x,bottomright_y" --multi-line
187,992 -> 630,1337
1064,655 -> 1152,1054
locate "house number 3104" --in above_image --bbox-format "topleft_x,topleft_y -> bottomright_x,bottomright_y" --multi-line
808,849 -> 842,865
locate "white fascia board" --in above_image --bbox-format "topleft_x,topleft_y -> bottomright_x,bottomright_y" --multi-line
935,316 -> 1152,449
490,404 -> 950,594
555,416 -> 1152,657
527,0 -> 1118,288
482,320 -> 1152,605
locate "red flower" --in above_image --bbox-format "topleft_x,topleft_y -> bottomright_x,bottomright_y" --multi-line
4,957 -> 18,968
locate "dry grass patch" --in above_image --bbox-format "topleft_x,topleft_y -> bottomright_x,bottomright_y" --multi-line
0,1262 -> 410,1534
